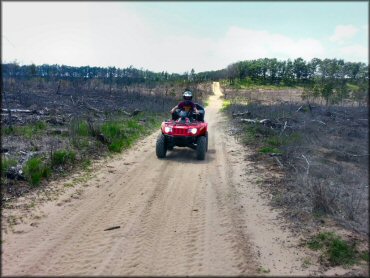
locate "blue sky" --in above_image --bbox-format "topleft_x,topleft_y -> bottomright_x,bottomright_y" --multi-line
2,1 -> 368,73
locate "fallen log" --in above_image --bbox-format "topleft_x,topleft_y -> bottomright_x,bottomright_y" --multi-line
84,102 -> 103,113
240,118 -> 278,128
1,114 -> 19,120
274,156 -> 284,168
311,119 -> 326,125
131,109 -> 142,117
46,117 -> 65,125
1,109 -> 35,114
296,104 -> 312,113
260,119 -> 272,125
240,118 -> 257,124
232,111 -> 251,118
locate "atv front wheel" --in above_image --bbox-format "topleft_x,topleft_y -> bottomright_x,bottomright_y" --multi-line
196,136 -> 207,160
156,134 -> 167,158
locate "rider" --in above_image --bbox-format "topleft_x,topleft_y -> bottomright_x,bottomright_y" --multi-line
170,90 -> 199,120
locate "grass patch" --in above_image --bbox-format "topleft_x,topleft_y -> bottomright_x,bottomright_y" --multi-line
1,157 -> 17,176
23,157 -> 50,186
100,113 -> 162,153
307,231 -> 361,266
221,99 -> 231,111
242,124 -> 275,144
241,122 -> 301,154
51,150 -> 76,167
259,146 -> 282,154
71,120 -> 90,137
2,122 -> 47,138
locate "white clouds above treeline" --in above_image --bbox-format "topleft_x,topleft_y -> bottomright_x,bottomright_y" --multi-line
329,25 -> 359,43
2,2 -> 368,73
214,27 -> 325,65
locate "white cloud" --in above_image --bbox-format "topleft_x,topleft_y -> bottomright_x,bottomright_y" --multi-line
329,25 -> 359,43
214,26 -> 325,66
338,44 -> 368,62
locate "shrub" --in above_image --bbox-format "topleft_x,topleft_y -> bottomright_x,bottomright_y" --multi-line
266,135 -> 284,147
307,232 -> 358,266
1,157 -> 17,176
328,237 -> 356,266
23,157 -> 50,186
70,120 -> 90,137
101,119 -> 145,153
51,150 -> 76,166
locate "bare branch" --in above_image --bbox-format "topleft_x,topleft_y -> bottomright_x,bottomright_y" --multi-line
302,154 -> 310,175
311,119 -> 326,125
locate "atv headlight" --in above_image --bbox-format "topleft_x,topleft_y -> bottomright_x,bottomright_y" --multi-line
164,126 -> 172,133
190,128 -> 198,135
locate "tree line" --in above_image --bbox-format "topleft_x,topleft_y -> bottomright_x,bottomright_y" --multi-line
198,58 -> 369,106
2,57 -> 369,105
2,63 -> 201,95
2,63 -> 190,85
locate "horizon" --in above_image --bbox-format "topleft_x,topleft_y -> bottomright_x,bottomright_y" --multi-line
2,56 -> 368,76
2,1 -> 369,74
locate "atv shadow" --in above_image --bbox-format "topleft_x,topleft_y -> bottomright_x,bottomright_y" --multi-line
164,148 -> 215,164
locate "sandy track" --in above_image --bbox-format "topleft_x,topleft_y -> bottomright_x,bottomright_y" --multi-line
2,82 -> 318,276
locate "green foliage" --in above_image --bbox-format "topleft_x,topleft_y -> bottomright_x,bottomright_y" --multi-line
2,122 -> 47,138
23,157 -> 50,186
101,119 -> 145,153
307,232 -> 360,266
221,99 -> 231,111
360,251 -> 369,262
266,135 -> 284,147
259,146 -> 282,154
71,120 -> 90,137
51,150 -> 76,167
347,83 -> 359,91
1,158 -> 17,176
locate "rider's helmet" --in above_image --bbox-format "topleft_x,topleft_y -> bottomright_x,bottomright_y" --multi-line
182,90 -> 193,101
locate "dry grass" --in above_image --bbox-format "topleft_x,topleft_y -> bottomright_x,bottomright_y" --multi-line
224,88 -> 369,235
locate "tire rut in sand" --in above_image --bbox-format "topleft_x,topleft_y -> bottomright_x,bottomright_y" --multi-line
205,118 -> 258,274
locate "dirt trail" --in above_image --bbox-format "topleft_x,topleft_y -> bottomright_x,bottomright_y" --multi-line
2,82 -> 319,276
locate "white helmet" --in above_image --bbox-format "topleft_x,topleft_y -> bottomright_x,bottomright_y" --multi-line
183,90 -> 193,100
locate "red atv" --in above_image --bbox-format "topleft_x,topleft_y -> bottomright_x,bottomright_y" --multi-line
156,104 -> 208,160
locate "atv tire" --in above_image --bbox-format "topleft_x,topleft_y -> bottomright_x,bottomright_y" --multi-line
156,134 -> 167,158
196,136 -> 207,160
205,132 -> 208,152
